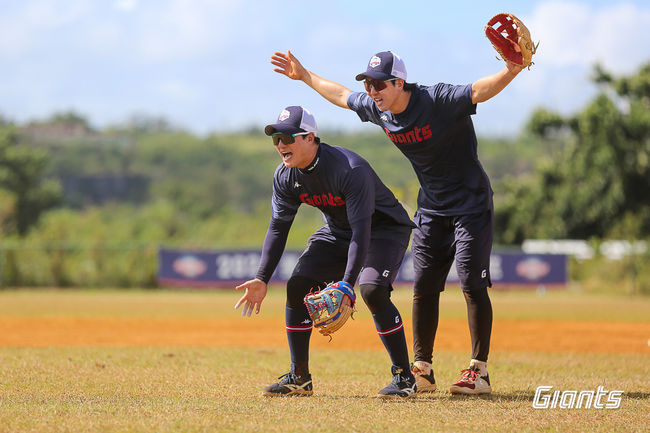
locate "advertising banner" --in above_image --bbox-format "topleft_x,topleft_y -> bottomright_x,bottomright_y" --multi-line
158,248 -> 567,288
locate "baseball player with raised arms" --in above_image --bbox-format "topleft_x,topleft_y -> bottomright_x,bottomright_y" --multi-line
270,50 -> 525,394
235,105 -> 417,398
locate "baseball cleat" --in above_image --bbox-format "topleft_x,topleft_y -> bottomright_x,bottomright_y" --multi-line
262,372 -> 313,397
449,366 -> 491,395
411,361 -> 437,393
377,366 -> 417,399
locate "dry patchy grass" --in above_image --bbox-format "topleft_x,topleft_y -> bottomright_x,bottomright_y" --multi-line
0,347 -> 648,432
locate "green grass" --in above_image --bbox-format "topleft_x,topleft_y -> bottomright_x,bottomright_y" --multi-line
0,288 -> 648,432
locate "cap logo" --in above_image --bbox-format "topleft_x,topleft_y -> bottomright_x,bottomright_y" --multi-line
369,56 -> 381,68
279,109 -> 290,121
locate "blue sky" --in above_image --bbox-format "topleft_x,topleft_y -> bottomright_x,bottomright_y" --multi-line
1,0 -> 649,137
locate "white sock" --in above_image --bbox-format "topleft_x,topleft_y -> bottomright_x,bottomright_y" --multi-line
413,360 -> 432,374
469,359 -> 488,376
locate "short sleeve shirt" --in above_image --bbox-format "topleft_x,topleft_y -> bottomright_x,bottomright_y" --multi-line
347,84 -> 493,216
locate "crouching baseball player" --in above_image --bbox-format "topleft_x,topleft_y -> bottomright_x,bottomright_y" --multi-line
235,106 -> 417,398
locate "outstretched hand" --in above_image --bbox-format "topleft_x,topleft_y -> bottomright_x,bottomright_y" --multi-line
234,279 -> 268,317
271,50 -> 308,81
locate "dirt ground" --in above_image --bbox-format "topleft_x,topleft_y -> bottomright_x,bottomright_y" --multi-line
1,317 -> 648,354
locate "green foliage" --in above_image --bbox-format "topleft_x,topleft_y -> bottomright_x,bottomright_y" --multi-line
0,126 -> 62,236
0,200 -> 326,287
525,107 -> 567,137
33,121 -> 543,224
571,251 -> 650,295
495,62 -> 650,243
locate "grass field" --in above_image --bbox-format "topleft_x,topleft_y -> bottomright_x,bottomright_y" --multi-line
0,287 -> 648,432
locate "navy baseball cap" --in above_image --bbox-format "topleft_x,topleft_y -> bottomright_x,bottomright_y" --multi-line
264,106 -> 319,136
355,51 -> 408,81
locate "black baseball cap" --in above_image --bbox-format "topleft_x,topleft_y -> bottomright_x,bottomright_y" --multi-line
264,106 -> 319,136
355,51 -> 408,82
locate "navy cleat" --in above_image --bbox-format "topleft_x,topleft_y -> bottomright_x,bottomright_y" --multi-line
263,372 -> 313,397
377,366 -> 417,399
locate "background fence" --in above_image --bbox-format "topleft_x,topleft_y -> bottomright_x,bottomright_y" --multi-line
1,242 -> 647,294
158,248 -> 568,289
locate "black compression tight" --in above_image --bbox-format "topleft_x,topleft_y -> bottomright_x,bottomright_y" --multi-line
464,287 -> 492,362
412,292 -> 440,364
412,287 -> 492,363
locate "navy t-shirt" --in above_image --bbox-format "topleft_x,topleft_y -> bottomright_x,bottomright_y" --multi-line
347,83 -> 493,216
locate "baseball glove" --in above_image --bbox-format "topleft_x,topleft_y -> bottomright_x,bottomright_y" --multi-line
485,13 -> 538,68
304,281 -> 356,338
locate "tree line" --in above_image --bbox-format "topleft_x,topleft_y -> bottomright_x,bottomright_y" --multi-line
0,64 -> 648,290
3,63 -> 648,243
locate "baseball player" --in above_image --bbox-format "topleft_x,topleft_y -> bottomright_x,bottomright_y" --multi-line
270,50 -> 524,394
235,106 -> 417,398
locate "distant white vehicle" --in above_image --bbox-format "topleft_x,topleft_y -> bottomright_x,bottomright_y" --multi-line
522,239 -> 647,260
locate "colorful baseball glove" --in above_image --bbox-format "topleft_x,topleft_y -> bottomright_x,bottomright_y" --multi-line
304,281 -> 356,338
485,13 -> 538,68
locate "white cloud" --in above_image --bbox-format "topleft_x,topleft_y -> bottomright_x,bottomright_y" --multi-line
527,1 -> 650,73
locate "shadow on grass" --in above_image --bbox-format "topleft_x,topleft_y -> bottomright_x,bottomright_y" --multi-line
622,392 -> 650,400
427,390 -> 650,402
446,391 -> 537,402
311,390 -> 650,402
316,391 -> 536,402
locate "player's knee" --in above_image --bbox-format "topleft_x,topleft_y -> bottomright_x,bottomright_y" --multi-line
286,276 -> 321,308
359,283 -> 391,314
463,287 -> 490,304
413,291 -> 440,304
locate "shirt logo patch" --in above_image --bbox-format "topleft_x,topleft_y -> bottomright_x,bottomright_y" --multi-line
384,125 -> 433,144
299,193 -> 345,207
279,109 -> 290,121
369,56 -> 381,68
294,181 -> 301,188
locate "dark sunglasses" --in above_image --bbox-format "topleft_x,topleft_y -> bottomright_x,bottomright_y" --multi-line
364,77 -> 399,92
271,131 -> 310,146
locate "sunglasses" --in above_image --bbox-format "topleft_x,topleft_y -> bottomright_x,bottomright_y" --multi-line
271,131 -> 310,146
364,77 -> 399,92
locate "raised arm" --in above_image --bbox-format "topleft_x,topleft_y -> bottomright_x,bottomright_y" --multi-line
471,60 -> 523,104
271,50 -> 352,109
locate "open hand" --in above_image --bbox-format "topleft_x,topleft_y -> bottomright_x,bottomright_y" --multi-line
234,278 -> 268,317
271,50 -> 308,81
